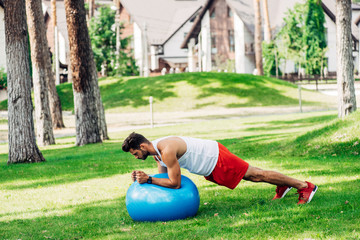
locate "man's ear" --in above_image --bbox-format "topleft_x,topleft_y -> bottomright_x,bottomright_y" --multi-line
139,143 -> 147,150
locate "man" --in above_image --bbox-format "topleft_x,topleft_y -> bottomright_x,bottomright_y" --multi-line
122,132 -> 318,204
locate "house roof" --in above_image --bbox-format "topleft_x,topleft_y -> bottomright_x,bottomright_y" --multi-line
181,0 -> 300,48
322,0 -> 358,41
120,0 -> 204,45
181,0 -> 359,48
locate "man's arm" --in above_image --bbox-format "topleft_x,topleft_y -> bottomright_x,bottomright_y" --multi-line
152,148 -> 181,188
135,147 -> 181,189
154,156 -> 168,173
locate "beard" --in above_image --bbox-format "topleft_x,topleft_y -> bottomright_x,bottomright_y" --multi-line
140,149 -> 149,160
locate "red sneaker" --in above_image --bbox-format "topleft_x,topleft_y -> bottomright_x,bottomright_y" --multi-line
297,181 -> 318,204
272,186 -> 292,200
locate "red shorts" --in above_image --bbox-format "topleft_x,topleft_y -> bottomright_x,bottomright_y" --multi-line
205,142 -> 249,189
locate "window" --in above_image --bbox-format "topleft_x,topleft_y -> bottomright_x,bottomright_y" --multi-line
211,32 -> 217,54
157,45 -> 164,55
210,8 -> 215,18
227,7 -> 233,17
228,30 -> 234,52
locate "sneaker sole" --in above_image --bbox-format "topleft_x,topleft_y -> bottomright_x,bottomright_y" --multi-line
306,185 -> 318,203
280,187 -> 293,199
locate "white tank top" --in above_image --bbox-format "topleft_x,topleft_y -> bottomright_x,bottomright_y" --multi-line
152,136 -> 219,176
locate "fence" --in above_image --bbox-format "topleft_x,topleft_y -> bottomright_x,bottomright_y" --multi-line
274,72 -> 337,91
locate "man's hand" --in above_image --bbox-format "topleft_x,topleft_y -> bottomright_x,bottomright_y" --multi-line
132,170 -> 149,184
131,171 -> 137,182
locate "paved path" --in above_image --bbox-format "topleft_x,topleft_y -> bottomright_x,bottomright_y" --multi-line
301,81 -> 360,97
3,81 -> 358,142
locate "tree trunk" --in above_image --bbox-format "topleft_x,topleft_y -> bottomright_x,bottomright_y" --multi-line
47,60 -> 66,129
49,0 -> 65,128
51,0 -> 59,85
336,0 -> 357,117
89,0 -> 95,19
262,0 -> 272,42
115,0 -> 121,73
253,0 -> 263,75
25,0 -> 55,146
92,65 -> 109,140
64,0 -> 102,146
4,0 -> 45,164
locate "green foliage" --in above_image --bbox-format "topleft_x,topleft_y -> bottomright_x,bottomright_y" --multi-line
0,68 -> 7,90
262,41 -> 281,77
303,0 -> 327,74
277,2 -> 306,64
88,6 -> 138,76
275,0 -> 327,75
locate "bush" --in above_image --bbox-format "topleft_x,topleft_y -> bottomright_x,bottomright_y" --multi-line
89,6 -> 139,76
0,68 -> 7,90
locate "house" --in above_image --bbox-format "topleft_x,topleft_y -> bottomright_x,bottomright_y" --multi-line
42,0 -> 69,81
0,0 -> 6,71
119,0 -> 205,75
182,0 -> 359,75
322,0 -> 359,74
352,2 -> 360,24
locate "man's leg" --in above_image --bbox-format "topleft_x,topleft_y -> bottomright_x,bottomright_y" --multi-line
243,166 -> 307,189
243,166 -> 318,204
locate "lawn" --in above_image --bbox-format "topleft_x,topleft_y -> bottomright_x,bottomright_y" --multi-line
0,110 -> 359,239
0,72 -> 337,112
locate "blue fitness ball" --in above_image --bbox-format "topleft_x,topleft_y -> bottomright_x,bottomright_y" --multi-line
126,173 -> 200,222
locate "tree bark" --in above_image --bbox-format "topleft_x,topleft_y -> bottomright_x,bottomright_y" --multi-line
336,0 -> 357,117
25,0 -> 55,146
262,0 -> 272,42
92,65 -> 109,140
89,0 -> 95,19
4,0 -> 45,164
253,0 -> 263,75
49,0 -> 65,128
64,0 -> 102,146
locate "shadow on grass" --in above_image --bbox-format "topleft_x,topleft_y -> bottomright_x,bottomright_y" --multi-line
245,114 -> 337,132
1,179 -> 358,239
0,142 -> 154,190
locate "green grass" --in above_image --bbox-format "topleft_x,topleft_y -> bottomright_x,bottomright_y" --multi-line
0,110 -> 359,239
0,73 -> 336,111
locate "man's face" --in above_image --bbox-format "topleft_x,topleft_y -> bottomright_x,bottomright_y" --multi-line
129,148 -> 149,160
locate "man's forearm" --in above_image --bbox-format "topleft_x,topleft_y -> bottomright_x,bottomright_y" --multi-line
151,177 -> 180,189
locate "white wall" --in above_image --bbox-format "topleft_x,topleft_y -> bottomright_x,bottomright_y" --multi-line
162,19 -> 193,59
324,14 -> 337,73
187,38 -> 196,72
59,32 -> 67,64
133,22 -> 143,73
234,14 -> 254,74
0,7 -> 6,71
352,10 -> 360,25
201,11 -> 211,71
150,46 -> 158,70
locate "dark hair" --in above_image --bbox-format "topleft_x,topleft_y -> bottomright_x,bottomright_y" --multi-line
122,132 -> 149,152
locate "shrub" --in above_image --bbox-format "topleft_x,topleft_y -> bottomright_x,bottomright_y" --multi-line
0,68 -> 7,90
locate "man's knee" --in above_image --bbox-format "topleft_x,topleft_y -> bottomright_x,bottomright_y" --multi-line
244,166 -> 265,182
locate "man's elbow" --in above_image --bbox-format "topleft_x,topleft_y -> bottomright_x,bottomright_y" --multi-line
170,182 -> 181,189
